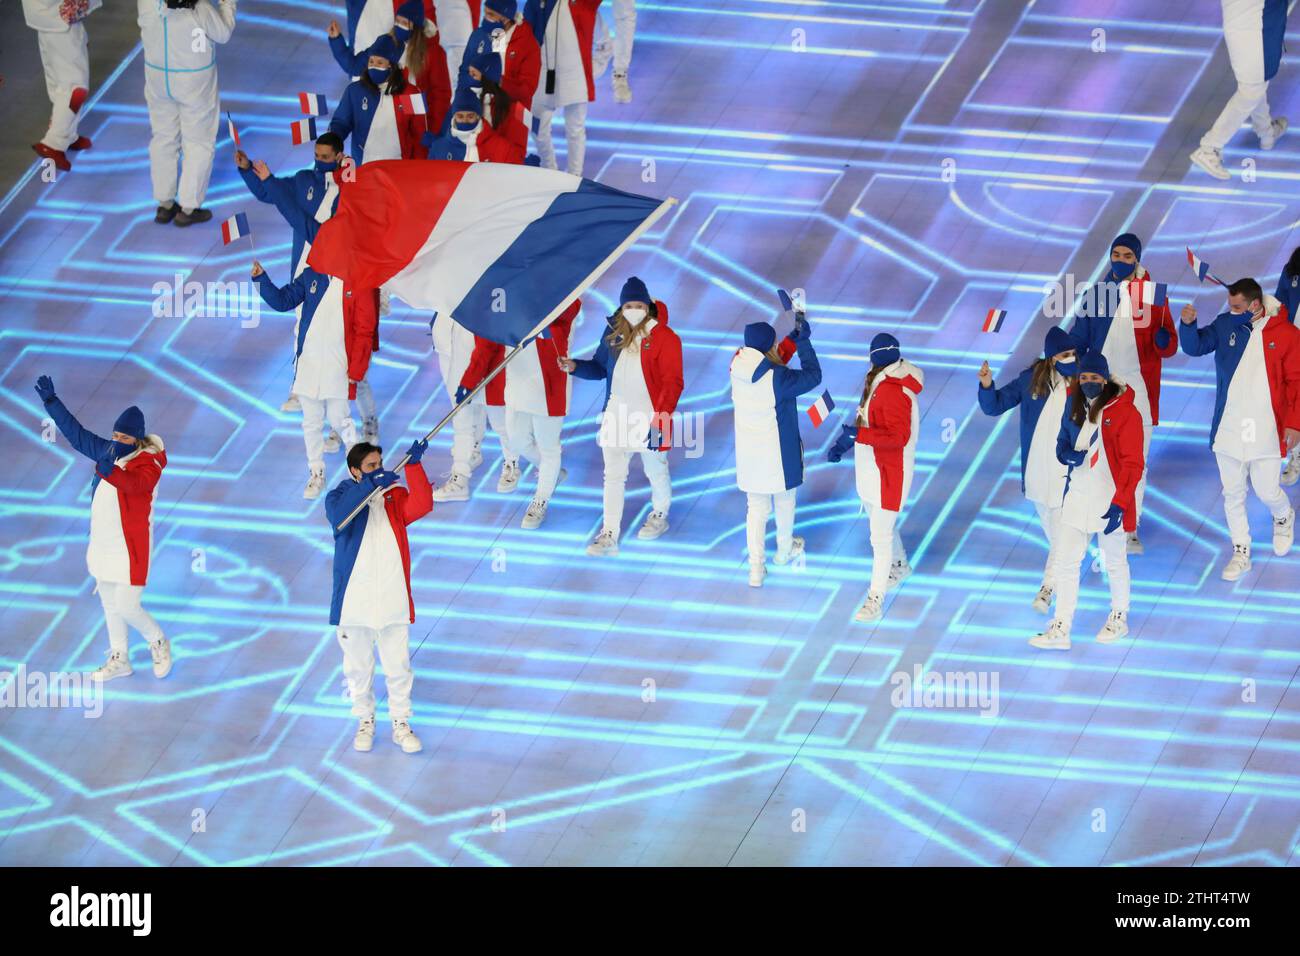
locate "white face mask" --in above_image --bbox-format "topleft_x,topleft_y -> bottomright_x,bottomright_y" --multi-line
622,307 -> 648,327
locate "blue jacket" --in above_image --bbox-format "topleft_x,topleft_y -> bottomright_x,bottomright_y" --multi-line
1264,0 -> 1287,81
238,165 -> 336,273
1274,269 -> 1300,325
329,32 -> 371,77
977,364 -> 1052,491
44,396 -> 117,494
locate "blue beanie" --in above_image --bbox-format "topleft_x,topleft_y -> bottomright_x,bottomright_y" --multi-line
450,87 -> 481,117
869,332 -> 900,366
1111,232 -> 1142,261
1044,326 -> 1073,358
368,33 -> 402,66
113,406 -> 145,440
620,276 -> 650,306
396,0 -> 424,26
744,322 -> 776,352
484,0 -> 517,20
1078,351 -> 1110,380
467,51 -> 502,86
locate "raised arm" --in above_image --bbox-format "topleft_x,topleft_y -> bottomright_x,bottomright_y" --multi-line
772,337 -> 822,401
42,391 -> 113,462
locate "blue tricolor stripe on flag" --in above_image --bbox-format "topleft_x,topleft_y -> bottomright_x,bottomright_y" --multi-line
807,389 -> 835,427
1141,280 -> 1168,307
983,308 -> 1006,332
290,117 -> 318,145
1186,246 -> 1225,286
221,212 -> 249,245
299,92 -> 328,116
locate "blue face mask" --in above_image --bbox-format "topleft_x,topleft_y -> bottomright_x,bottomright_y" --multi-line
1054,359 -> 1077,377
368,68 -> 389,86
1109,259 -> 1136,281
1081,381 -> 1104,400
453,120 -> 478,132
314,159 -> 337,173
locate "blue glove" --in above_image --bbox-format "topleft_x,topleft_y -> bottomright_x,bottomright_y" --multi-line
790,314 -> 812,342
525,153 -> 542,167
1154,326 -> 1171,350
366,469 -> 400,490
421,130 -> 437,150
405,438 -> 428,464
96,440 -> 134,475
827,423 -> 856,463
1101,503 -> 1124,535
1059,447 -> 1086,468
454,384 -> 471,405
34,375 -> 56,404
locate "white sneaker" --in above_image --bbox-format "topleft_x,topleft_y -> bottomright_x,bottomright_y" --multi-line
772,536 -> 805,566
91,650 -> 133,681
1189,145 -> 1230,180
1095,610 -> 1129,644
392,719 -> 422,753
469,442 -> 484,470
586,528 -> 619,556
1126,531 -> 1144,555
280,394 -> 301,412
354,715 -> 376,752
637,511 -> 669,540
1282,450 -> 1300,487
748,563 -> 766,587
497,460 -> 520,493
521,497 -> 548,529
1029,619 -> 1071,650
1273,507 -> 1295,556
613,71 -> 632,104
149,636 -> 172,678
304,467 -> 326,500
592,37 -> 613,79
854,592 -> 884,622
432,471 -> 469,502
322,430 -> 341,453
1259,116 -> 1288,150
362,417 -> 380,443
1032,584 -> 1054,614
1221,543 -> 1252,581
886,559 -> 912,590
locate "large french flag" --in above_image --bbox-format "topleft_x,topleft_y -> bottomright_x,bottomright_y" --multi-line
307,160 -> 675,346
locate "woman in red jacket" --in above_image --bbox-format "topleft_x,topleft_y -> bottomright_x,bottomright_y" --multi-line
560,277 -> 684,556
395,1 -> 453,137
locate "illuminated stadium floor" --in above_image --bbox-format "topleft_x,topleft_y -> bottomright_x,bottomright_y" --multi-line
2,0 -> 1300,866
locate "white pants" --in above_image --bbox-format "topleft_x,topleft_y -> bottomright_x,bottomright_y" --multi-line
354,378 -> 377,424
746,488 -> 796,565
337,623 -> 413,720
612,0 -> 636,72
434,0 -> 473,77
1053,524 -> 1129,630
37,25 -> 89,151
602,446 -> 671,534
96,580 -> 164,655
1033,501 -> 1064,588
1201,0 -> 1274,149
1133,419 -> 1152,527
509,410 -> 564,501
144,66 -> 219,210
863,502 -> 906,596
451,402 -> 515,476
1216,451 -> 1290,545
535,102 -> 588,176
301,396 -> 357,470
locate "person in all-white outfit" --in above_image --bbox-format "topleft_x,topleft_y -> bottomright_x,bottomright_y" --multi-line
138,0 -> 237,226
23,0 -> 99,172
591,0 -> 635,102
524,0 -> 602,174
36,376 -> 173,681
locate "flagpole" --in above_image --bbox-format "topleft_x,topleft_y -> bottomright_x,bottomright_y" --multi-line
333,194 -> 680,532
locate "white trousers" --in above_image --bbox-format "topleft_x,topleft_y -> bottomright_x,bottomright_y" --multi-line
434,0 -> 473,76
37,25 -> 89,151
144,66 -> 219,210
1202,0 -> 1274,149
746,488 -> 796,565
602,446 -> 671,534
535,102 -> 588,176
1053,524 -> 1129,630
354,378 -> 377,423
1033,501 -> 1064,588
863,502 -> 906,596
612,0 -> 636,72
451,403 -> 515,476
1133,419 -> 1152,527
1216,451 -> 1290,545
337,623 -> 413,720
96,580 -> 164,655
301,396 -> 357,469
509,410 -> 564,501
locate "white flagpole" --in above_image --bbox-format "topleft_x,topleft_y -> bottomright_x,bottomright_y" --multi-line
333,195 -> 679,531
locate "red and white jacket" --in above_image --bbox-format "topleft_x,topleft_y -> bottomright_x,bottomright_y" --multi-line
1059,384 -> 1145,534
853,360 -> 925,512
498,16 -> 542,110
91,438 -> 167,587
525,0 -> 602,108
460,299 -> 580,416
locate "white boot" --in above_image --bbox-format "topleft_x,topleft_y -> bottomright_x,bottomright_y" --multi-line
304,466 -> 326,500
1095,610 -> 1129,644
772,536 -> 805,566
322,430 -> 341,453
586,528 -> 619,556
362,416 -> 380,444
637,511 -> 669,540
1274,507 -> 1295,556
521,498 -> 548,530
886,558 -> 913,590
613,71 -> 632,104
469,442 -> 484,470
280,393 -> 301,412
1259,116 -> 1288,150
854,592 -> 884,622
1221,543 -> 1252,581
432,471 -> 470,502
748,562 -> 766,588
1029,619 -> 1071,650
1189,145 -> 1230,180
391,718 -> 422,753
1126,531 -> 1143,555
354,715 -> 376,752
91,650 -> 133,681
149,636 -> 172,678
1031,584 -> 1054,614
1281,449 -> 1300,487
497,460 -> 520,492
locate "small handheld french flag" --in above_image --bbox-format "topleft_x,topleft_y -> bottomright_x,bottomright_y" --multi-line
1141,280 -> 1168,308
290,117 -> 318,145
226,112 -> 241,147
221,212 -> 250,245
1186,247 -> 1225,286
983,308 -> 1007,333
807,389 -> 835,427
397,92 -> 427,116
299,92 -> 329,116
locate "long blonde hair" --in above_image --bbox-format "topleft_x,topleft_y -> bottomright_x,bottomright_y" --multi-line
855,366 -> 888,426
404,29 -> 427,83
604,304 -> 656,354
